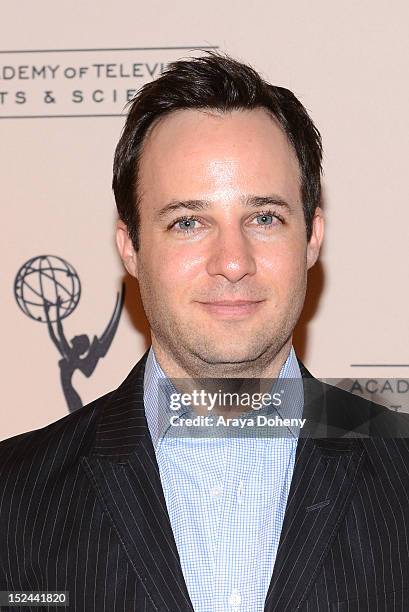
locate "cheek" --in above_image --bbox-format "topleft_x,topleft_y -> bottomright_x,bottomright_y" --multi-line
258,241 -> 307,291
142,245 -> 206,293
176,253 -> 206,276
146,223 -> 206,275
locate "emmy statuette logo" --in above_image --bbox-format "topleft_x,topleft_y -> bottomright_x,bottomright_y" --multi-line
14,255 -> 125,412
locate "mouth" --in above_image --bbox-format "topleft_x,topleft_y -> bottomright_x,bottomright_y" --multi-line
196,299 -> 265,318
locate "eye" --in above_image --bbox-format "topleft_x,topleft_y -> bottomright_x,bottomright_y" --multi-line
177,218 -> 197,231
256,213 -> 273,225
168,215 -> 204,234
250,210 -> 283,228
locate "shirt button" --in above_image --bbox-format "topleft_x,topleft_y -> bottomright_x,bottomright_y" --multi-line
228,589 -> 241,608
210,484 -> 222,499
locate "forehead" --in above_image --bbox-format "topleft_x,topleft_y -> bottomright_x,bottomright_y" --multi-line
138,107 -> 301,203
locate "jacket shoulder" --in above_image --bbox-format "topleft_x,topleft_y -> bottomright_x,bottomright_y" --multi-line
304,374 -> 409,440
0,350 -> 150,483
0,390 -> 113,480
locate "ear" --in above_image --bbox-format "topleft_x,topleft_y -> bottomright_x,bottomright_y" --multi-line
116,220 -> 139,278
306,207 -> 324,270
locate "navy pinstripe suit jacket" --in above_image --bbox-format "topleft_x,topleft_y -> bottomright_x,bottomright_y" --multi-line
1,349 -> 409,611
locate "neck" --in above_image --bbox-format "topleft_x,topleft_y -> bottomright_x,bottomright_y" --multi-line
152,336 -> 292,378
150,336 -> 293,417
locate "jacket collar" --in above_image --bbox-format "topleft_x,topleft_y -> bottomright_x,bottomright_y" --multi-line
88,348 -> 151,459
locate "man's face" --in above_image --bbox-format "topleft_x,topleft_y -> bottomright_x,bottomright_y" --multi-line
117,108 -> 323,376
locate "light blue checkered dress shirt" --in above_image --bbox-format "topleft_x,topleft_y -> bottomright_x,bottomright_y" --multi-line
143,347 -> 304,612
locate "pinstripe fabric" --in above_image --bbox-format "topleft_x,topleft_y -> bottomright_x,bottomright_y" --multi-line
1,349 -> 409,611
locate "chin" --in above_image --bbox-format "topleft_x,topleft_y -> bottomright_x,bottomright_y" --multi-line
192,340 -> 267,366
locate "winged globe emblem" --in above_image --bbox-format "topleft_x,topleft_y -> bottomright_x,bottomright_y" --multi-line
14,255 -> 125,412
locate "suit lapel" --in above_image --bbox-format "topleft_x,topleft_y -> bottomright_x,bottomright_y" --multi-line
81,351 -> 194,612
264,366 -> 366,611
264,437 -> 365,611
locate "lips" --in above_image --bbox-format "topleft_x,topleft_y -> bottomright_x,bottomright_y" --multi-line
196,299 -> 265,318
202,300 -> 261,306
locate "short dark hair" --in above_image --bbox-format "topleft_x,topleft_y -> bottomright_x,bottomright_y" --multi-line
113,51 -> 322,251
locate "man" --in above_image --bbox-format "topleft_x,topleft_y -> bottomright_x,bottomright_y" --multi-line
1,53 -> 408,611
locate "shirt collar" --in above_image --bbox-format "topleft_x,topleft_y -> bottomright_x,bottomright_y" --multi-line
144,345 -> 304,450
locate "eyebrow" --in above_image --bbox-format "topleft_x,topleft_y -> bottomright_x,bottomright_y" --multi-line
156,194 -> 291,220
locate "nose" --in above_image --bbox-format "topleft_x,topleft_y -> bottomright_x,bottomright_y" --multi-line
206,224 -> 257,283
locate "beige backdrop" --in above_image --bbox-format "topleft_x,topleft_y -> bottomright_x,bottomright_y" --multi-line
2,0 -> 409,440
